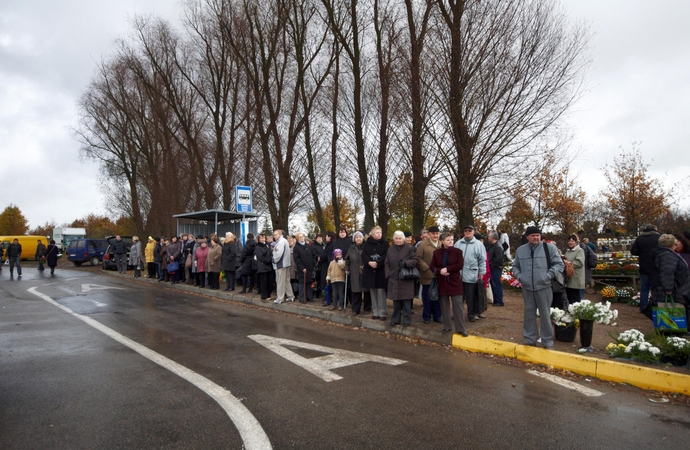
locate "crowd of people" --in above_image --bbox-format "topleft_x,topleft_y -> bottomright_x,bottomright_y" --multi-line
118,225 -> 521,338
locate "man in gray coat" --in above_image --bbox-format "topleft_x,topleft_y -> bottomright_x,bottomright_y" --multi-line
272,229 -> 295,304
512,226 -> 564,349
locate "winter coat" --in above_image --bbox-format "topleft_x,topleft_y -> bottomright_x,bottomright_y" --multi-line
254,242 -> 274,274
145,241 -> 156,264
294,242 -> 316,282
384,243 -> 418,301
327,258 -> 347,283
154,242 -> 162,264
44,244 -> 59,267
195,246 -> 209,273
319,241 -> 331,287
241,239 -> 256,272
160,245 -> 168,264
35,242 -> 46,260
191,242 -> 201,273
272,236 -> 291,269
430,245 -> 464,296
512,242 -> 565,292
331,237 -> 352,262
345,243 -> 366,293
486,241 -> 504,271
167,241 -> 182,261
564,245 -> 585,290
651,247 -> 689,305
207,244 -> 222,273
631,231 -> 661,274
221,241 -> 238,271
416,238 -> 442,286
454,237 -> 486,284
112,239 -> 127,255
362,236 -> 388,290
129,241 -> 142,266
289,245 -> 296,279
7,243 -> 21,258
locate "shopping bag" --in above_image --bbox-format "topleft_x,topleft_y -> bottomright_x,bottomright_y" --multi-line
652,294 -> 688,333
428,278 -> 439,301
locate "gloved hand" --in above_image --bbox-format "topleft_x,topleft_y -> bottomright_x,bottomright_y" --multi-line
398,260 -> 406,269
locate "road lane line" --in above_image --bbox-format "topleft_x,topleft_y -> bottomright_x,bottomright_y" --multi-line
527,370 -> 604,397
28,287 -> 272,449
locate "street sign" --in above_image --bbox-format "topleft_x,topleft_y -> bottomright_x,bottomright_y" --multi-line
235,185 -> 252,213
248,334 -> 407,382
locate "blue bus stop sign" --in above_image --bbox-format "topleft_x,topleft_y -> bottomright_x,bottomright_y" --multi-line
236,186 -> 252,213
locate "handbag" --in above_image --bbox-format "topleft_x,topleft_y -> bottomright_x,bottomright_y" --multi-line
502,241 -> 509,251
398,251 -> 420,281
543,242 -> 565,293
652,294 -> 688,333
565,260 -> 575,279
185,254 -> 192,269
428,278 -> 439,301
166,261 -> 179,273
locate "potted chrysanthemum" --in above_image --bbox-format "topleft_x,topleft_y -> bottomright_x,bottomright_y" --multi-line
568,300 -> 618,350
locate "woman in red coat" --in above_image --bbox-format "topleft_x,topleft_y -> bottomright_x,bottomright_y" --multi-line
430,232 -> 467,336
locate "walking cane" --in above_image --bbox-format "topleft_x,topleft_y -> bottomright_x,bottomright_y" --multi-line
344,271 -> 348,309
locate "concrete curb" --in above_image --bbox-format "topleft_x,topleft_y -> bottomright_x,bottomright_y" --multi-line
105,271 -> 690,395
452,335 -> 690,395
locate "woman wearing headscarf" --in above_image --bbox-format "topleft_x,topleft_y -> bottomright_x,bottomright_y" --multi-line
145,236 -> 156,278
129,236 -> 142,278
384,230 -> 418,327
362,226 -> 388,320
346,231 -> 369,315
207,237 -> 223,290
430,232 -> 467,336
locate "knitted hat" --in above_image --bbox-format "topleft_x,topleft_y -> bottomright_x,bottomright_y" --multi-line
525,226 -> 541,236
333,248 -> 342,257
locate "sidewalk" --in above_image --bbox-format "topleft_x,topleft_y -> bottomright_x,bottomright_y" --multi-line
106,272 -> 690,395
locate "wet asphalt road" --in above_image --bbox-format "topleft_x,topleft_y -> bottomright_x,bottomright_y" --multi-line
1,268 -> 689,449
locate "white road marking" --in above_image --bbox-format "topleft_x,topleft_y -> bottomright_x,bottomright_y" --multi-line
28,287 -> 272,450
81,284 -> 126,293
527,370 -> 604,397
248,334 -> 407,382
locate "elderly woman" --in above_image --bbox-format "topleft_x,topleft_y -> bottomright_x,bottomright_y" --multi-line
674,233 -> 690,267
564,234 -> 585,304
254,234 -> 274,301
145,236 -> 156,278
649,234 -> 689,324
129,236 -> 142,278
44,239 -> 60,275
207,237 -> 223,290
362,226 -> 389,320
430,232 -> 467,336
384,230 -> 419,327
346,231 -> 369,315
194,239 -> 210,288
167,236 -> 182,284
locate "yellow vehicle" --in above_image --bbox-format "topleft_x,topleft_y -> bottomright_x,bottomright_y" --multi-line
0,235 -> 51,260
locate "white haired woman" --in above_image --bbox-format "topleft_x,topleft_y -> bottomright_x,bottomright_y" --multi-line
362,226 -> 389,321
221,232 -> 238,291
384,230 -> 419,327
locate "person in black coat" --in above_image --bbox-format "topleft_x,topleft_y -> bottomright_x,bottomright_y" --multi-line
240,234 -> 256,293
312,234 -> 325,297
631,224 -> 661,312
254,234 -> 274,301
44,239 -> 59,275
362,226 -> 389,320
293,233 -> 316,303
221,232 -> 238,291
319,232 -> 336,305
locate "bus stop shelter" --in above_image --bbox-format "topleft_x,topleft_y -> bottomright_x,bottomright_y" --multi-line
173,210 -> 260,244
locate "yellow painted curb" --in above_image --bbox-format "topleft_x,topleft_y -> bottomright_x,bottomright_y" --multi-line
451,335 -> 517,358
452,336 -> 690,395
596,359 -> 690,395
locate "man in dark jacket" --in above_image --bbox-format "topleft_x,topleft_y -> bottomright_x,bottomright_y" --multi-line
294,232 -> 316,303
487,231 -> 505,306
631,224 -> 661,312
240,234 -> 256,293
7,239 -> 22,277
35,239 -> 47,271
112,235 -> 128,274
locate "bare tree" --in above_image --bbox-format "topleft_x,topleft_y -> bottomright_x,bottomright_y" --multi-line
434,0 -> 588,229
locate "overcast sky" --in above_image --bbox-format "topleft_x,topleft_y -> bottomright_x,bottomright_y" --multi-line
1,0 -> 688,231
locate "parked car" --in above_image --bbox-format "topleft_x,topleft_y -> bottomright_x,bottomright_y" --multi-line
102,236 -> 133,270
67,238 -> 108,266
